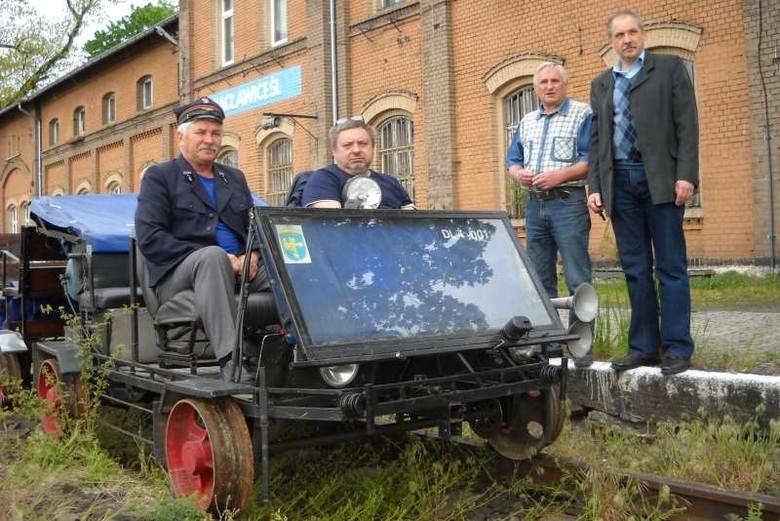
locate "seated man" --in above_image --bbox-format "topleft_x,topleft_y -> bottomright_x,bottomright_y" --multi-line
135,97 -> 265,381
302,117 -> 416,209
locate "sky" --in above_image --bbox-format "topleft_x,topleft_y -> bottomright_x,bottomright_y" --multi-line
27,0 -> 135,47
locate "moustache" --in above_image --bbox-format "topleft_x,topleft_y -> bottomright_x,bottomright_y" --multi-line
198,146 -> 218,153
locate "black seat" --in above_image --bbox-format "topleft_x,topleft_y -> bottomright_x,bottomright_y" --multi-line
134,245 -> 278,363
284,171 -> 316,207
71,253 -> 145,310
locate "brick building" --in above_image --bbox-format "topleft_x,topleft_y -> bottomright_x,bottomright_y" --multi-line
0,0 -> 777,265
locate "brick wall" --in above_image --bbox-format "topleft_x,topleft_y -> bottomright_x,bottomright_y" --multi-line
744,0 -> 780,264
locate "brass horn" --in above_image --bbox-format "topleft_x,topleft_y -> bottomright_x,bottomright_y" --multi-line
550,283 -> 598,323
566,320 -> 593,359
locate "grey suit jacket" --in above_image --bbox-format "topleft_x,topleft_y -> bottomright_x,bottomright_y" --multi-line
588,52 -> 699,216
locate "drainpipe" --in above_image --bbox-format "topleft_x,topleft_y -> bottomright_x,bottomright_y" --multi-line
328,0 -> 339,124
757,0 -> 776,271
16,103 -> 42,197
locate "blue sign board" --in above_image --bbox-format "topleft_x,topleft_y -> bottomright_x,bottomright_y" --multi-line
210,65 -> 302,117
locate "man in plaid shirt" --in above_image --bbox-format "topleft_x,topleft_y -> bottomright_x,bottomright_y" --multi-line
506,62 -> 593,348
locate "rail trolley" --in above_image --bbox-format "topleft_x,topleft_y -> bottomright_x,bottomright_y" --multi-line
0,193 -> 595,513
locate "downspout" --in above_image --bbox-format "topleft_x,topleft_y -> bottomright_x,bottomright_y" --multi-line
757,0 -> 776,270
328,0 -> 339,124
16,103 -> 42,197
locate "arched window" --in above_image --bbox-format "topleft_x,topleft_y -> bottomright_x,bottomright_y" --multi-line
266,138 -> 292,206
377,116 -> 414,200
20,201 -> 30,226
102,92 -> 116,124
106,181 -> 121,194
217,147 -> 238,168
73,106 -> 86,136
7,205 -> 18,233
137,75 -> 153,111
49,118 -> 59,146
503,85 -> 539,218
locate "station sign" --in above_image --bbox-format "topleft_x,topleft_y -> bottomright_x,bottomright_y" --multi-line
211,65 -> 302,117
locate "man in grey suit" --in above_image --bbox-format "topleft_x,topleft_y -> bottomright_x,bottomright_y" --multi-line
587,11 -> 698,375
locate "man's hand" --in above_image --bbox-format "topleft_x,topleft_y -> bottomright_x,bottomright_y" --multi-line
587,193 -> 606,220
531,170 -> 563,191
226,254 -> 242,277
508,165 -> 534,187
237,250 -> 261,280
674,180 -> 694,207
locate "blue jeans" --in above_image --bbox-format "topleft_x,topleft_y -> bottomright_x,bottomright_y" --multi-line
525,190 -> 592,325
611,164 -> 694,360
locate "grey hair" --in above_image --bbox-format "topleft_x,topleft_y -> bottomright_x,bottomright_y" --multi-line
533,62 -> 568,87
607,10 -> 644,37
328,118 -> 376,149
176,121 -> 191,134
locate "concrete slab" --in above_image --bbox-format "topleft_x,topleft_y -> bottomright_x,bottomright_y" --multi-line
550,359 -> 780,428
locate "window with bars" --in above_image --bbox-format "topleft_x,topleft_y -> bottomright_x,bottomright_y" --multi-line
270,0 -> 287,46
377,116 -> 414,201
73,106 -> 86,136
102,92 -> 116,124
221,0 -> 234,65
503,85 -> 539,219
49,119 -> 59,146
137,76 -> 153,111
218,148 -> 238,168
266,138 -> 293,206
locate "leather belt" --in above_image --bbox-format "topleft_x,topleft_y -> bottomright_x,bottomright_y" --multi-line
528,186 -> 585,201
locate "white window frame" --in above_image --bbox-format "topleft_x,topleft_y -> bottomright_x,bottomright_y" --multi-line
74,106 -> 86,136
270,0 -> 288,46
8,206 -> 18,233
503,84 -> 539,219
138,76 -> 153,111
103,92 -> 116,124
379,0 -> 403,9
266,138 -> 293,206
377,115 -> 415,201
49,119 -> 59,146
221,0 -> 234,65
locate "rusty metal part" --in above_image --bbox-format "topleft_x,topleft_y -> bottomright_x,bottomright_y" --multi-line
484,386 -> 564,460
529,453 -> 780,521
165,397 -> 254,513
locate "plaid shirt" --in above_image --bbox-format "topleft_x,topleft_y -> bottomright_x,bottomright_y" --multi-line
506,98 -> 592,187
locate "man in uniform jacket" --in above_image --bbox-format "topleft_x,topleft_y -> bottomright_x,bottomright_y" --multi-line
587,11 -> 698,376
135,97 -> 265,381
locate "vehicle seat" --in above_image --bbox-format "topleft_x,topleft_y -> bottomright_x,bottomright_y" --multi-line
135,245 -> 279,363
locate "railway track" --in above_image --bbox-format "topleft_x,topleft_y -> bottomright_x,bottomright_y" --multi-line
496,451 -> 780,520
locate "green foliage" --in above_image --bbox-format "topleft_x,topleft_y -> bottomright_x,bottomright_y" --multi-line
83,1 -> 178,57
0,0 -> 102,107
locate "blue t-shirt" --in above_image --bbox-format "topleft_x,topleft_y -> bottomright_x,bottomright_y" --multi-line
197,175 -> 242,254
301,165 -> 414,209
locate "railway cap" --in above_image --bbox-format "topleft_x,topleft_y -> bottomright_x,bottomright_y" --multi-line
174,97 -> 225,125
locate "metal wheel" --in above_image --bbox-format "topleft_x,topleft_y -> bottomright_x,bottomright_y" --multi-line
486,385 -> 565,460
165,397 -> 254,513
0,353 -> 22,407
35,358 -> 84,437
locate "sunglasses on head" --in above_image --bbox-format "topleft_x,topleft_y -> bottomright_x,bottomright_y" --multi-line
334,115 -> 365,125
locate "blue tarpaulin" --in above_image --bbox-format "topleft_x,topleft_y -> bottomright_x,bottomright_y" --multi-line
30,193 -> 269,253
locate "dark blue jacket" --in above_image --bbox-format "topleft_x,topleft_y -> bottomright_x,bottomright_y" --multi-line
135,155 -> 254,287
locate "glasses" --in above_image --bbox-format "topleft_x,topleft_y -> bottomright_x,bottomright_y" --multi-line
334,115 -> 364,126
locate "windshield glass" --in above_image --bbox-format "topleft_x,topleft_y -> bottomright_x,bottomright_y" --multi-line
265,213 -> 555,348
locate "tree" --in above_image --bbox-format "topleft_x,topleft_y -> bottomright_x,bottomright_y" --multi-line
83,1 -> 177,58
0,0 -> 104,109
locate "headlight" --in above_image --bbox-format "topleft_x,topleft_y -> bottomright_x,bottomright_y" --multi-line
319,364 -> 359,388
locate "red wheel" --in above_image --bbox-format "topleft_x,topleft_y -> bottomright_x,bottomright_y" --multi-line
165,398 -> 254,513
0,353 -> 22,407
35,358 -> 84,437
486,385 -> 565,460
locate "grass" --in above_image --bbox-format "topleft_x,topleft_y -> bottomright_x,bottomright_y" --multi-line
0,272 -> 777,519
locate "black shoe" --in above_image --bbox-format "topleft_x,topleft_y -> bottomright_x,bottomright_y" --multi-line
610,353 -> 660,372
661,357 -> 690,376
219,357 -> 255,384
